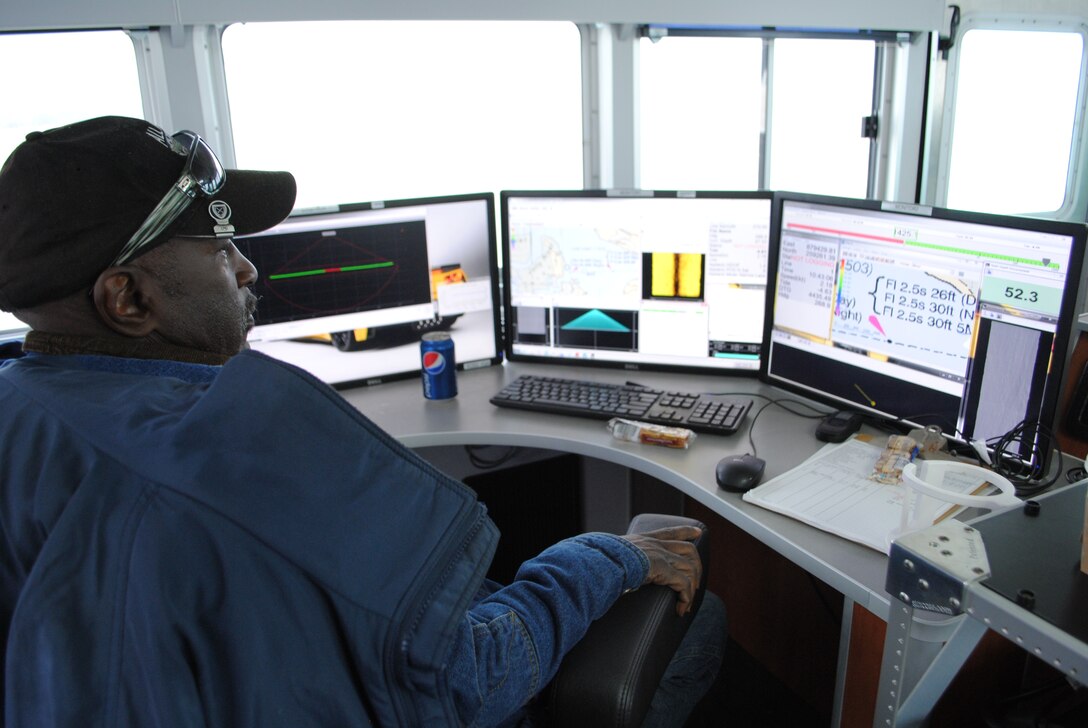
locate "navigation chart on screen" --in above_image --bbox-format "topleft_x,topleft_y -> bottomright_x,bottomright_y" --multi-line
509,224 -> 642,300
502,191 -> 772,373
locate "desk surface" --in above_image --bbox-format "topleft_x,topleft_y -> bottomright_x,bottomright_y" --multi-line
338,360 -> 902,619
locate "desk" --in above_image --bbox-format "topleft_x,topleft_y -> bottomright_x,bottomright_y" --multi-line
340,361 -> 890,609
337,360 -> 960,726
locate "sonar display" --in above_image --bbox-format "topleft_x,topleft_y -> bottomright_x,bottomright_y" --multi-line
237,219 -> 433,326
644,252 -> 705,300
555,307 -> 638,350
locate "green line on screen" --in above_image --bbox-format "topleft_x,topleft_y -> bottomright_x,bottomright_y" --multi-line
268,261 -> 394,280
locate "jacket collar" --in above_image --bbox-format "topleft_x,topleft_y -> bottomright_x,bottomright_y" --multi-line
21,330 -> 232,366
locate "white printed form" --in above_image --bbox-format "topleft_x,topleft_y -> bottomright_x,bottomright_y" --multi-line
742,436 -> 991,553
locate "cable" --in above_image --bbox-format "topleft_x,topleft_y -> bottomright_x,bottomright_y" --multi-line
848,409 -> 971,443
884,417 -> 1064,497
981,419 -> 1063,497
846,411 -> 1065,497
737,394 -> 830,459
626,382 -> 832,459
464,444 -> 522,470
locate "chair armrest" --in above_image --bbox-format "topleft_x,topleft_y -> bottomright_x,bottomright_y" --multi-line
544,513 -> 709,728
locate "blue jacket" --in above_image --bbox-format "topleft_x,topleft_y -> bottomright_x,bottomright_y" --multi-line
0,349 -> 647,726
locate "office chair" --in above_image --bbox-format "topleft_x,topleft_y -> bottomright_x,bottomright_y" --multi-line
542,513 -> 710,727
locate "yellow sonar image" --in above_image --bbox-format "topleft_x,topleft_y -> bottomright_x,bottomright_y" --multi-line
677,253 -> 702,298
651,252 -> 677,296
651,252 -> 704,298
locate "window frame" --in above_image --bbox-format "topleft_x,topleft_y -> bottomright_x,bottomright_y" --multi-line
633,25 -> 907,197
217,20 -> 585,208
934,13 -> 1088,220
0,27 -> 146,339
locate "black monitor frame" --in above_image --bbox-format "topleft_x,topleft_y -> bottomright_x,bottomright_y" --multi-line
237,192 -> 503,390
499,188 -> 774,376
760,191 -> 1087,472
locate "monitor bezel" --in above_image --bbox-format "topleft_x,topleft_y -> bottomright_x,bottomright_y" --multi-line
499,188 -> 775,377
242,191 -> 504,390
759,190 -> 1088,468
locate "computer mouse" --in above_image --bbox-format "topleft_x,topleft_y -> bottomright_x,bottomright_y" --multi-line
715,453 -> 766,492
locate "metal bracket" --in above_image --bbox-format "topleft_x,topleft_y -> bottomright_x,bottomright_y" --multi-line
886,520 -> 991,615
873,521 -> 992,728
937,5 -> 961,60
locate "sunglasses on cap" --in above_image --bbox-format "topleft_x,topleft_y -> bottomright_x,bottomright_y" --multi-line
109,130 -> 227,267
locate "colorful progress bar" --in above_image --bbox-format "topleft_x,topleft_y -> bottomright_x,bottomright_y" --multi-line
788,224 -> 1060,268
834,259 -> 845,315
903,240 -> 1059,269
268,261 -> 394,281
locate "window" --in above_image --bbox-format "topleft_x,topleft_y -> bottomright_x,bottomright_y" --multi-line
0,30 -> 143,333
639,36 -> 763,190
943,25 -> 1085,216
639,32 -> 876,196
769,39 -> 875,198
222,21 -> 583,210
0,30 -> 143,167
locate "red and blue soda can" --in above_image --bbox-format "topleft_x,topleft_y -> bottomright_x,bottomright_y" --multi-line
420,332 -> 457,400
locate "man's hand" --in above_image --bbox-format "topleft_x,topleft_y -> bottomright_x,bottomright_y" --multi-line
621,525 -> 703,616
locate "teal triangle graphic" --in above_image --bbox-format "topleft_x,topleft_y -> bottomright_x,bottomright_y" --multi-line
563,309 -> 631,332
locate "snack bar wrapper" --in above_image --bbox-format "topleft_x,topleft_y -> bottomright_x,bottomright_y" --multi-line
607,418 -> 696,449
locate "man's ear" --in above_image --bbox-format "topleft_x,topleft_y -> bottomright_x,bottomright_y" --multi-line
92,267 -> 158,337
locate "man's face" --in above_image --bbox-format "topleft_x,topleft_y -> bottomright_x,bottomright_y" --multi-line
136,237 -> 259,357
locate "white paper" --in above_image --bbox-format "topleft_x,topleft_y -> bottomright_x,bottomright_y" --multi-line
742,436 -> 994,553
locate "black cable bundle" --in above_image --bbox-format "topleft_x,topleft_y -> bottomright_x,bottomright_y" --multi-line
985,420 -> 1063,497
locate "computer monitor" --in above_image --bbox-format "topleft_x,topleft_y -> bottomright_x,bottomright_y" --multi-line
762,192 -> 1087,470
500,190 -> 773,374
236,192 -> 503,388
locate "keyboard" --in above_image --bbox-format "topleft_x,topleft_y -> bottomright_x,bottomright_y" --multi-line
490,374 -> 753,435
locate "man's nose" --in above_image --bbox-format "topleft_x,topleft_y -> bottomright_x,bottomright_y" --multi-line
236,250 -> 258,287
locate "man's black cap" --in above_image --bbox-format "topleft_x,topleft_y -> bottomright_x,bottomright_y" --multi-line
0,116 -> 297,311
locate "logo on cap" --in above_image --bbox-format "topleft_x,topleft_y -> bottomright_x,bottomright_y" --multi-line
208,200 -> 235,238
209,200 -> 231,222
422,351 -> 446,374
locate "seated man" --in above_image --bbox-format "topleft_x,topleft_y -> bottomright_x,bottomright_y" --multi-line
0,117 -> 724,727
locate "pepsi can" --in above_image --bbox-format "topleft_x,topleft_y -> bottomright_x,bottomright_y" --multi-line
420,332 -> 457,400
